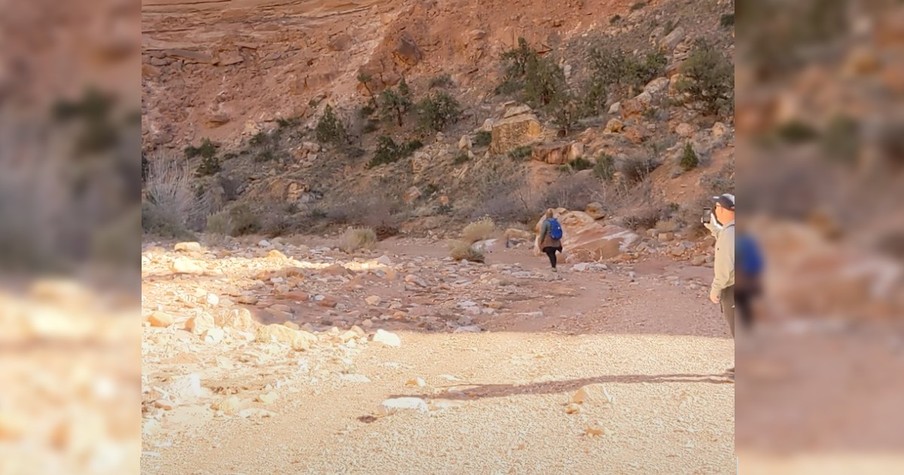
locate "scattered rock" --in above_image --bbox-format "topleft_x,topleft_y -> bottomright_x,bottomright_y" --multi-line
608,102 -> 621,115
171,258 -> 204,274
605,118 -> 625,133
585,203 -> 606,220
373,329 -> 401,347
185,313 -> 216,335
454,325 -> 482,333
213,396 -> 242,416
660,27 -> 686,51
258,392 -> 279,404
216,308 -> 258,332
147,311 -> 174,328
459,135 -> 472,150
406,377 -> 427,387
676,123 -> 695,138
565,403 -> 581,414
174,242 -> 202,253
691,255 -> 707,266
340,374 -> 372,383
203,327 -> 225,344
365,295 -> 382,306
382,397 -> 428,413
238,408 -> 275,419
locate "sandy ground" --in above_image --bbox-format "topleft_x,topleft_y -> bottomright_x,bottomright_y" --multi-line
140,238 -> 735,474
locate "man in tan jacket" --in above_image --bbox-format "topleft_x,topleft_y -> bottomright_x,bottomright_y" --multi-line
709,194 -> 736,342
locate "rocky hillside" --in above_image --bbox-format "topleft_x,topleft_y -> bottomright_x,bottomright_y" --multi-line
142,0 -> 736,248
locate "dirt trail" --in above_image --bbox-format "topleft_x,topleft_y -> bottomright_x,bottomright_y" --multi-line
140,237 -> 735,474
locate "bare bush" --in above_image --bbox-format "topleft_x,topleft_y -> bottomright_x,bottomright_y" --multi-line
339,227 -> 378,253
540,172 -> 602,211
143,153 -> 208,237
461,217 -> 496,244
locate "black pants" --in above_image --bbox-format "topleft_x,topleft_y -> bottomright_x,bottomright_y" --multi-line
721,285 -> 735,338
736,289 -> 753,329
542,246 -> 562,268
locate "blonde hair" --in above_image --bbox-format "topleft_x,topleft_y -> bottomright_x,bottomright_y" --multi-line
546,208 -> 555,218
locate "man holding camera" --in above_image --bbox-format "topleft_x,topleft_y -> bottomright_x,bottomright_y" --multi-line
705,194 -> 736,343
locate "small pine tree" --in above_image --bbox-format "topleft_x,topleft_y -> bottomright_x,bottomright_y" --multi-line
680,143 -> 699,171
380,78 -> 413,126
676,40 -> 734,116
417,92 -> 462,132
315,105 -> 348,145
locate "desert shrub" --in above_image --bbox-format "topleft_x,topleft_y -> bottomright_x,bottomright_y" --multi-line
363,120 -> 379,133
474,131 -> 492,147
339,227 -> 378,253
583,47 -> 666,113
630,1 -> 646,11
461,217 -> 496,244
374,224 -> 399,241
196,154 -> 221,177
497,38 -> 569,110
368,135 -> 420,168
540,173 -> 600,211
143,154 -> 207,237
619,155 -> 657,184
622,207 -> 660,231
380,78 -> 413,126
569,157 -> 594,171
822,115 -> 860,163
610,15 -> 621,24
185,138 -> 218,159
254,148 -> 277,162
228,204 -> 260,236
655,218 -> 681,233
315,105 -> 348,145
205,209 -> 231,235
276,116 -> 301,128
417,92 -> 462,132
508,145 -> 533,160
449,240 -> 485,263
720,13 -> 734,28
594,153 -> 616,180
429,73 -> 453,88
776,120 -> 819,143
680,143 -> 699,171
676,40 -> 734,116
454,152 -> 470,165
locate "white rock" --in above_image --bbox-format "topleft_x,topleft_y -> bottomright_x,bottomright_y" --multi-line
454,325 -> 483,333
373,329 -> 401,347
206,294 -> 220,306
376,255 -> 393,266
340,374 -> 372,383
203,327 -> 225,344
167,374 -> 203,402
174,242 -> 202,252
382,397 -> 428,413
258,240 -> 271,247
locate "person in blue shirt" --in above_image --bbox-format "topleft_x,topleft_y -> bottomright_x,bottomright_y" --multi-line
735,227 -> 764,329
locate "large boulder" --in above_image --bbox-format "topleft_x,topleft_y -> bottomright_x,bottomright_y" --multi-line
534,211 -> 640,262
490,106 -> 544,154
531,142 -> 571,165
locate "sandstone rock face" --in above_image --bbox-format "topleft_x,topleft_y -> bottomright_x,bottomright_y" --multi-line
530,142 -> 570,165
490,107 -> 543,154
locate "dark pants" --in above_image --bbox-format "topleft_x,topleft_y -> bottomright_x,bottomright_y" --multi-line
735,279 -> 761,330
721,285 -> 735,338
542,246 -> 562,268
